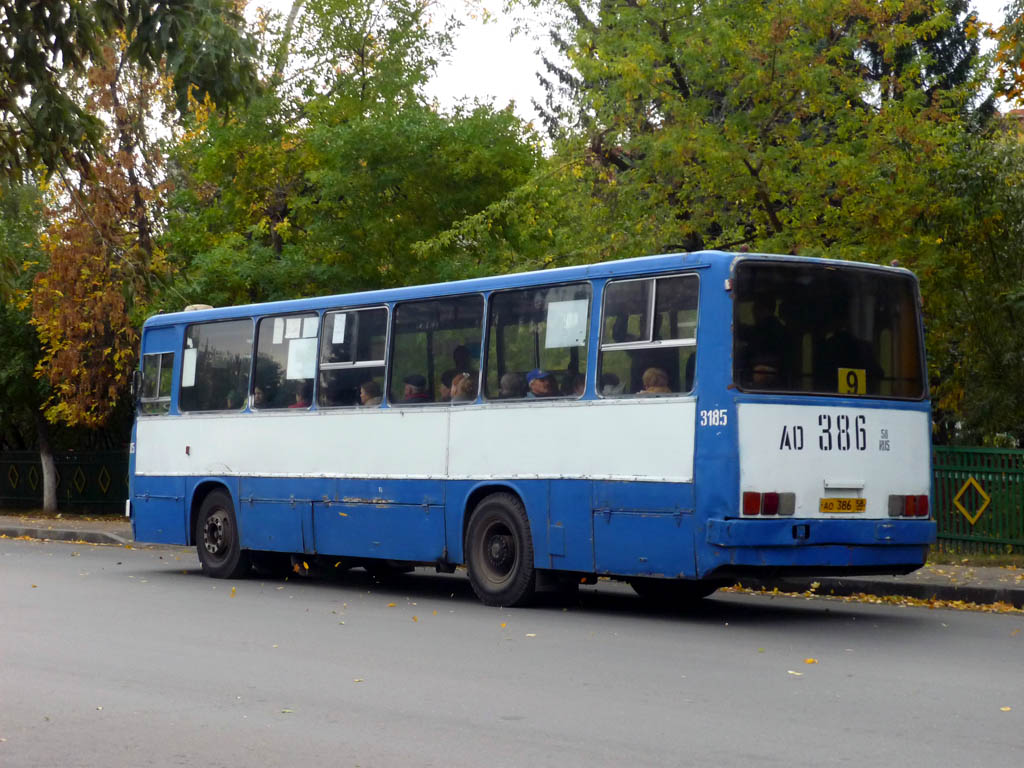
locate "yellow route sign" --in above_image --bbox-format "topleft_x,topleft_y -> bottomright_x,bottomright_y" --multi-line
952,476 -> 990,526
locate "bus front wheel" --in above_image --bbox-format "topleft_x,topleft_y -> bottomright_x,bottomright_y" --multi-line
466,493 -> 535,607
195,490 -> 251,579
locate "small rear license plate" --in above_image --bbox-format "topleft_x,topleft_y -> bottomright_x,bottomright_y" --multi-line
819,497 -> 867,514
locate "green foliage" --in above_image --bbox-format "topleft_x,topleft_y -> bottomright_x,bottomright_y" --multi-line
916,133 -> 1024,443
0,181 -> 48,446
0,0 -> 258,180
159,0 -> 539,308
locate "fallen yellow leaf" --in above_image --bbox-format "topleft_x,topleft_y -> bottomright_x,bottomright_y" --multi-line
805,658 -> 818,664
387,602 -> 396,607
229,586 -> 237,598
412,616 -> 418,622
787,670 -> 803,676
1001,706 -> 1012,712
501,622 -> 507,629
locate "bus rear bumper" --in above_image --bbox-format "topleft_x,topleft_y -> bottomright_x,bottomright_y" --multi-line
706,517 -> 936,548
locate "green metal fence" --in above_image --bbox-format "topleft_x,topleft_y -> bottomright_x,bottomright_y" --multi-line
933,446 -> 1024,554
0,451 -> 129,514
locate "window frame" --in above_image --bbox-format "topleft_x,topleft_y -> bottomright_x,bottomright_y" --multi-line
387,293 -> 486,407
483,280 -> 593,402
139,351 -> 174,415
597,272 -> 700,399
251,311 -> 320,411
317,304 -> 390,409
178,318 -> 255,414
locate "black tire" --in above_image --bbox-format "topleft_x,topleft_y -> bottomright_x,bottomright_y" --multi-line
195,490 -> 251,579
629,577 -> 719,605
465,493 -> 535,607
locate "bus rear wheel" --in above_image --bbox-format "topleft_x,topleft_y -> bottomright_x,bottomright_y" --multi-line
629,577 -> 719,605
466,493 -> 535,607
196,490 -> 251,579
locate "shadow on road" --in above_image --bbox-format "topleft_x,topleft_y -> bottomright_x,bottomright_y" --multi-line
133,554 -> 921,629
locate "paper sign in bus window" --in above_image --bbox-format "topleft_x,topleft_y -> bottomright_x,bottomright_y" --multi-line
302,317 -> 318,338
545,299 -> 588,348
838,368 -> 866,395
181,348 -> 197,387
286,338 -> 317,380
331,313 -> 347,345
285,317 -> 302,340
272,317 -> 285,345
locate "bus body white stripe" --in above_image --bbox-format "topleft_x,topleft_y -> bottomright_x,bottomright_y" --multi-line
135,399 -> 696,484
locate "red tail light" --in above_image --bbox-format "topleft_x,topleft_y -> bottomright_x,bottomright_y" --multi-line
743,492 -> 761,516
890,494 -> 930,518
742,491 -> 795,517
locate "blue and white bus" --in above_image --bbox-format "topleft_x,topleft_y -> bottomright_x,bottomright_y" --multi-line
128,251 -> 935,606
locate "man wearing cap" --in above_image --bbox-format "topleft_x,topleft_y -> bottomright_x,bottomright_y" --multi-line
526,369 -> 558,398
402,374 -> 430,402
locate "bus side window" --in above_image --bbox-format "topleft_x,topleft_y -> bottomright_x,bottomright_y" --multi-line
389,295 -> 483,405
139,352 -> 174,415
598,274 -> 698,397
252,313 -> 318,410
484,282 -> 592,400
318,307 -> 388,408
179,320 -> 253,413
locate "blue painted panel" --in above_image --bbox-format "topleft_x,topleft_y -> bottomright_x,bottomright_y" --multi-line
141,325 -> 178,353
593,480 -> 693,512
132,475 -> 187,544
548,479 -> 593,571
236,474 -> 306,552
313,502 -> 445,561
705,518 -> 936,548
700,544 -> 929,576
335,477 -> 444,506
593,510 -> 696,578
237,498 -> 306,552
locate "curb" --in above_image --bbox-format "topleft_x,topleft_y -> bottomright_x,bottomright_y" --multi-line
741,577 -> 1024,609
0,526 -> 132,547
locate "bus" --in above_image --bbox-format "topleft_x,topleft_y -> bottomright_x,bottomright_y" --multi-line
128,250 -> 935,606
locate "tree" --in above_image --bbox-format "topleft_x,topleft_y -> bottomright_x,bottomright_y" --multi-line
0,0 -> 258,180
159,0 -> 539,308
994,0 -> 1024,104
915,130 -> 1024,444
29,38 -> 173,428
0,181 -> 58,510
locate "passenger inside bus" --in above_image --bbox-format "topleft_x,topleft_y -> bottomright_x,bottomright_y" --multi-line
289,381 -> 312,408
359,380 -> 382,406
451,372 -> 477,402
526,369 -> 558,397
498,371 -> 527,399
638,367 -> 672,395
402,374 -> 430,403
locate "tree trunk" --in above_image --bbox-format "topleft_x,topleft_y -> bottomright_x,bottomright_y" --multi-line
35,411 -> 58,513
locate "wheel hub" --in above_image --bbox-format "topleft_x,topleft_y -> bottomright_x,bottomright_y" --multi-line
485,532 -> 515,574
203,511 -> 227,556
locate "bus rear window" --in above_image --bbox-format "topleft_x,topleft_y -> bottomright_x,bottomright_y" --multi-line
733,262 -> 925,399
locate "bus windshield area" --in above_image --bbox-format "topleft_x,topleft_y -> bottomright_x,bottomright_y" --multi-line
733,261 -> 925,399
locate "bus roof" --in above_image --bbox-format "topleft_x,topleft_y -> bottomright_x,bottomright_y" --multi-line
143,250 -> 914,328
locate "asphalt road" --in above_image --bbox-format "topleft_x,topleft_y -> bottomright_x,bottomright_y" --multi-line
2,537 -> 1022,768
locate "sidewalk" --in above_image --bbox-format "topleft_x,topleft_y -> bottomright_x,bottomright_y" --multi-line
2,512 -> 1022,608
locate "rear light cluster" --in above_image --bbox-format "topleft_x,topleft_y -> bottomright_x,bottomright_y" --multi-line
742,491 -> 796,517
888,494 -> 930,518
